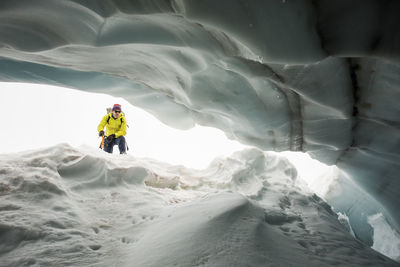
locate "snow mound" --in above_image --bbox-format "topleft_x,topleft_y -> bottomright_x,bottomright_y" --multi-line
0,144 -> 397,266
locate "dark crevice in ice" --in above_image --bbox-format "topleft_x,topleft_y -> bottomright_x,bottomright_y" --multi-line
334,58 -> 361,166
280,86 -> 303,152
311,0 -> 329,55
348,58 -> 361,149
370,35 -> 382,52
348,59 -> 361,117
259,62 -> 302,151
245,59 -> 303,151
289,90 -> 303,152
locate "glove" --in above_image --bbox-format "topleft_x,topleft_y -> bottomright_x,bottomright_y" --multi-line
99,130 -> 104,137
106,134 -> 115,142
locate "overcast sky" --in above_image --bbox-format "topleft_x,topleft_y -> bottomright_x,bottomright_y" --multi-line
0,82 -> 250,169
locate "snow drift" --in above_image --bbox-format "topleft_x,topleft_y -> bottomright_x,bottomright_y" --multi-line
0,144 -> 397,266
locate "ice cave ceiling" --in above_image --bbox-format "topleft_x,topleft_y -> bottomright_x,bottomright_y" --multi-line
0,0 -> 399,241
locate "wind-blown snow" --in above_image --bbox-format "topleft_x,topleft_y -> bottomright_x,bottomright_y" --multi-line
0,144 -> 397,266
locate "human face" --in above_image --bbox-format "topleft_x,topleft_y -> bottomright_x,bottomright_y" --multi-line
113,109 -> 121,118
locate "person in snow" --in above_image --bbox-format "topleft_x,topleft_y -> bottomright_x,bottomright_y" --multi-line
98,104 -> 127,154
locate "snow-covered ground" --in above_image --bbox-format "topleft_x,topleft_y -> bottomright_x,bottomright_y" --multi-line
0,144 -> 397,266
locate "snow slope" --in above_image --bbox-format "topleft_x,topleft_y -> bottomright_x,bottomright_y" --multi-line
0,144 -> 397,266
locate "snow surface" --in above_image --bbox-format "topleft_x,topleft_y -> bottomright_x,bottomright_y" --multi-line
0,144 -> 397,266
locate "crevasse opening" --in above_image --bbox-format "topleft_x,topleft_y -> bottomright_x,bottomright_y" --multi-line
0,82 -> 245,169
1,82 -> 399,264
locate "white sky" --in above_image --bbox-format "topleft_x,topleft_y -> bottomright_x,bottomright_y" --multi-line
0,82 -> 332,181
0,82 -> 248,169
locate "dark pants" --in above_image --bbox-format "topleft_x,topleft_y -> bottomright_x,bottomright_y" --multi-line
104,136 -> 127,154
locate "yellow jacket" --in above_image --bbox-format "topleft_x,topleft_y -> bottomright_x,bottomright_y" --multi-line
98,113 -> 127,138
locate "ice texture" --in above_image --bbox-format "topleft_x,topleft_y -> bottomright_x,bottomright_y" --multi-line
369,213 -> 400,262
0,144 -> 397,266
0,0 -> 400,261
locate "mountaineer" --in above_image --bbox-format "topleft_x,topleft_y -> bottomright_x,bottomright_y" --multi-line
98,104 -> 127,154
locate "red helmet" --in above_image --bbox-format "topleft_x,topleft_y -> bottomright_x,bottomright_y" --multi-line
112,104 -> 121,111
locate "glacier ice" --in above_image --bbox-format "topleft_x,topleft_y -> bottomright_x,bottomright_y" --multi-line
1,0 -> 400,264
368,213 -> 400,262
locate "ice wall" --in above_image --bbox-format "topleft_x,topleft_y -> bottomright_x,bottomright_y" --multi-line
0,0 -> 399,245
